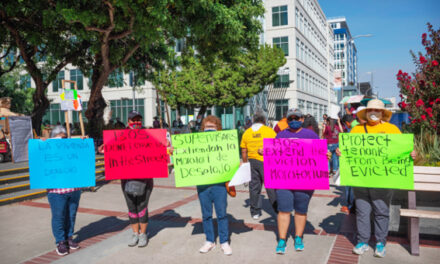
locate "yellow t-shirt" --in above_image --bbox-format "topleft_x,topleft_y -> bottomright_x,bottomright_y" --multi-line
350,122 -> 401,134
240,125 -> 276,161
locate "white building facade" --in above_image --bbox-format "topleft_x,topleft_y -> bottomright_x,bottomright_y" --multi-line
263,0 -> 337,122
43,66 -> 158,128
328,17 -> 358,103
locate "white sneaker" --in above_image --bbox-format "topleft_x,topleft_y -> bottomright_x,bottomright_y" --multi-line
221,242 -> 232,255
199,241 -> 215,253
252,214 -> 260,220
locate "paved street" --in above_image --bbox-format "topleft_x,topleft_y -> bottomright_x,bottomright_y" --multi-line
0,173 -> 439,264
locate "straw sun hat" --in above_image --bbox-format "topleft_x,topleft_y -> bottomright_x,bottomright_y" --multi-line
356,99 -> 392,122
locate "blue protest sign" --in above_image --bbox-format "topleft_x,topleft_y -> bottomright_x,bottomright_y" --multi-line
29,138 -> 96,189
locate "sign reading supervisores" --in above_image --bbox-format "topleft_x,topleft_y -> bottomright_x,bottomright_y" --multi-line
172,130 -> 240,187
263,138 -> 329,190
339,133 -> 414,189
104,129 -> 169,180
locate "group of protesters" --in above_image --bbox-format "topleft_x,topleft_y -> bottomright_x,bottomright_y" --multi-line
46,99 -> 416,258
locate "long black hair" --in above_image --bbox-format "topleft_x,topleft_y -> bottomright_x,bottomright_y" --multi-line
303,115 -> 319,135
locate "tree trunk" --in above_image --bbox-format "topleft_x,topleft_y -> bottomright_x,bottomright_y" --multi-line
31,80 -> 49,136
198,105 -> 208,117
85,68 -> 110,139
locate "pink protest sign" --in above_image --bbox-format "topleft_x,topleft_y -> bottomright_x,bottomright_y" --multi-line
104,129 -> 169,180
263,138 -> 329,190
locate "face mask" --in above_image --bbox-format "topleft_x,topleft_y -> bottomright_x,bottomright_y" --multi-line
288,120 -> 302,130
367,111 -> 382,122
204,128 -> 217,132
129,121 -> 142,129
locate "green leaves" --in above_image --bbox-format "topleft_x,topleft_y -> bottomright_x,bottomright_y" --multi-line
157,44 -> 286,110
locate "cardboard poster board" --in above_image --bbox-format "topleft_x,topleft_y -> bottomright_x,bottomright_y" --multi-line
339,133 -> 414,189
172,130 -> 240,187
9,116 -> 33,162
29,138 -> 95,189
264,138 -> 330,190
103,129 -> 169,180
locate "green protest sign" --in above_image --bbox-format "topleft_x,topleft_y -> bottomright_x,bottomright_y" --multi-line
339,133 -> 414,189
172,130 -> 240,187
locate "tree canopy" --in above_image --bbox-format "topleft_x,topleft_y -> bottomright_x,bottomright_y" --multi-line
2,0 -> 269,137
57,0 -> 266,137
155,45 -> 286,115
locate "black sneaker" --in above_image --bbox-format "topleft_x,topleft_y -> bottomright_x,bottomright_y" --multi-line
56,241 -> 69,256
68,237 -> 80,250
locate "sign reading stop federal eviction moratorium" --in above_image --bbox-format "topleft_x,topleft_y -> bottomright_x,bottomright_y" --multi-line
172,130 -> 240,187
339,133 -> 414,189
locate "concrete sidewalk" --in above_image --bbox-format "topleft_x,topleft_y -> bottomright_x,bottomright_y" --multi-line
1,175 -> 439,264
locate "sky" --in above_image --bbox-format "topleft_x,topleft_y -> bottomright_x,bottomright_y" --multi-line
318,0 -> 440,99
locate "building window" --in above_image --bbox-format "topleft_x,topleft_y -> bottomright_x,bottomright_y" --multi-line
301,71 -> 305,90
20,74 -> 31,89
43,103 -> 65,125
273,37 -> 289,56
297,69 -> 301,90
129,71 -> 144,87
275,99 -> 289,121
70,69 -> 84,90
107,69 -> 124,88
274,74 -> 290,88
110,99 -> 145,125
306,101 -> 312,115
72,101 -> 88,124
52,71 -> 65,92
272,6 -> 288,27
313,103 -> 318,120
298,99 -> 305,112
175,39 -> 184,52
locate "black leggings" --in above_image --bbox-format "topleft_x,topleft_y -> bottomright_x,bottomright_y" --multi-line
122,179 -> 153,224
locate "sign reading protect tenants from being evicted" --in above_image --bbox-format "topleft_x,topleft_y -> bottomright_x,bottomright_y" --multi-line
104,129 -> 169,180
339,133 -> 414,189
172,130 -> 240,187
263,138 -> 330,190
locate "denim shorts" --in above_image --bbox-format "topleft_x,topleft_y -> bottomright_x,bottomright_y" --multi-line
276,189 -> 314,214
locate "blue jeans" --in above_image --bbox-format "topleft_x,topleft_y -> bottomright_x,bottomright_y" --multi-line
328,143 -> 339,172
47,190 -> 81,244
197,183 -> 229,244
344,186 -> 355,209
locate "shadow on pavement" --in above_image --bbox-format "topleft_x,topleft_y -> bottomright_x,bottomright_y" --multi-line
319,212 -> 346,234
190,213 -> 255,243
148,210 -> 191,239
327,186 -> 345,207
243,196 -> 278,218
74,216 -> 129,242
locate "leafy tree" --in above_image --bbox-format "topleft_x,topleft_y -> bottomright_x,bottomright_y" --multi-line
397,23 -> 440,134
0,65 -> 34,115
0,1 -> 91,134
0,34 -> 20,77
156,45 -> 286,116
58,0 -> 265,138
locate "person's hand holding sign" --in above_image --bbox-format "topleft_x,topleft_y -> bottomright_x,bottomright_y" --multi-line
335,147 -> 341,157
410,150 -> 417,160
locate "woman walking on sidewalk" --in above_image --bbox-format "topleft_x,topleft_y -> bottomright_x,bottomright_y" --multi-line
336,99 -> 417,258
47,126 -> 83,256
100,110 -> 153,248
121,111 -> 153,248
196,115 -> 232,255
274,109 -> 332,255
